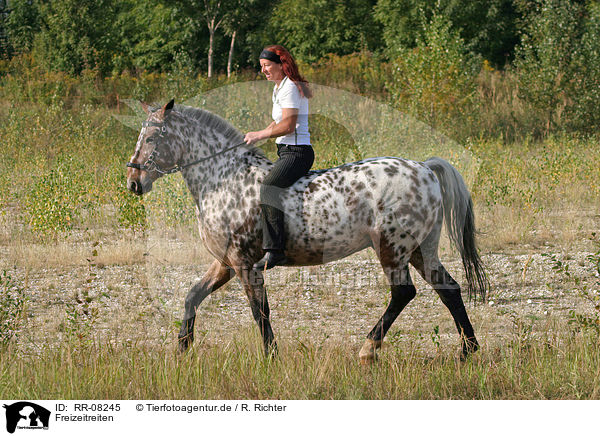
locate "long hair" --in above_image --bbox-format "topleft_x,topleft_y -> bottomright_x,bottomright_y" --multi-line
264,45 -> 313,99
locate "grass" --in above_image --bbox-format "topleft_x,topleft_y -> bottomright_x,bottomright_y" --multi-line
1,325 -> 599,399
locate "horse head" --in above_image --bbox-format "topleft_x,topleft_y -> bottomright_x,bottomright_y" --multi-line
127,99 -> 181,195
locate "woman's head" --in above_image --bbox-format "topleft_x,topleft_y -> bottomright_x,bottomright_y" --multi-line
259,45 -> 312,98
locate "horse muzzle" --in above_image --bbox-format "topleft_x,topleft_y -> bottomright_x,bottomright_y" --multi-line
127,176 -> 153,196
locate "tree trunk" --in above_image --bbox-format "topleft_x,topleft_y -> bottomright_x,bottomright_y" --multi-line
227,30 -> 237,78
208,27 -> 214,78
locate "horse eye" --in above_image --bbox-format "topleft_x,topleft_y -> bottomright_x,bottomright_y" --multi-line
146,137 -> 154,143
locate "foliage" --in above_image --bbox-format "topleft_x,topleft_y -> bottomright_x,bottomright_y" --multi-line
569,2 -> 600,132
22,156 -> 93,236
513,0 -> 600,136
0,270 -> 26,346
267,0 -> 381,63
113,0 -> 194,74
388,11 -> 481,132
2,0 -> 41,56
299,51 -> 390,95
374,0 -> 520,67
32,0 -> 121,75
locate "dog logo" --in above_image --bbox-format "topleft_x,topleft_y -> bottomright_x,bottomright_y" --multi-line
3,402 -> 50,433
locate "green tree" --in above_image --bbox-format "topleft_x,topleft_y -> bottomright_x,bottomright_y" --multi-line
514,0 -> 585,134
222,0 -> 275,76
267,0 -> 381,63
171,0 -> 238,78
2,0 -> 42,57
32,0 -> 120,74
374,0 -> 520,67
388,11 -> 480,131
116,0 -> 192,73
570,2 -> 600,131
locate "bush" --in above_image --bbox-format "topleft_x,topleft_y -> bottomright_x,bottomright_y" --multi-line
569,3 -> 600,132
513,0 -> 600,135
22,156 -> 93,237
388,11 -> 481,137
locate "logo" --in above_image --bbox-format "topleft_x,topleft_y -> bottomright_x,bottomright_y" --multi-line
3,402 -> 50,434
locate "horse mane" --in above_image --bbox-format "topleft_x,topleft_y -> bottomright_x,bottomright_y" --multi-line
174,104 -> 264,157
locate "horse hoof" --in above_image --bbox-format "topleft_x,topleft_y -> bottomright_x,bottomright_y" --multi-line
460,338 -> 480,361
178,335 -> 193,354
359,354 -> 376,365
359,339 -> 381,365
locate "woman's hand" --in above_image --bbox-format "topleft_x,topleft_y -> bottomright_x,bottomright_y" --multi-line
244,130 -> 265,145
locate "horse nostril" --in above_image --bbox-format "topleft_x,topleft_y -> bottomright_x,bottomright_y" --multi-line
128,180 -> 140,194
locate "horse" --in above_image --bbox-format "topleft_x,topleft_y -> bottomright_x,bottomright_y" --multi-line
126,99 -> 488,362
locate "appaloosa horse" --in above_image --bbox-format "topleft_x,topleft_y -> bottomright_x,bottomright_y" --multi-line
126,99 -> 488,362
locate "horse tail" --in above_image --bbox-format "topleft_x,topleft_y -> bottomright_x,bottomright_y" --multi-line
424,157 -> 488,301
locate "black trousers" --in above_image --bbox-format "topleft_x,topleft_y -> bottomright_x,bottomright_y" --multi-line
260,144 -> 314,251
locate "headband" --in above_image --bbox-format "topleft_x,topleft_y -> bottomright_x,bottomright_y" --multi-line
259,49 -> 281,63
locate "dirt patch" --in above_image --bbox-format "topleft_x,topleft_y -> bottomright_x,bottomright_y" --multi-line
3,234 -> 598,356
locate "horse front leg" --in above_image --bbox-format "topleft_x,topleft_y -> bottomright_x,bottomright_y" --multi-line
238,267 -> 277,356
178,260 -> 235,353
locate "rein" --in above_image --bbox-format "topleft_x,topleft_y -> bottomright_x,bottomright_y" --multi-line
126,120 -> 248,175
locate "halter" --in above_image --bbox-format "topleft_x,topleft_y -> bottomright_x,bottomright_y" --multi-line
126,120 -> 247,175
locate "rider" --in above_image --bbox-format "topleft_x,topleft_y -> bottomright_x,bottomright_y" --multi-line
244,45 -> 314,270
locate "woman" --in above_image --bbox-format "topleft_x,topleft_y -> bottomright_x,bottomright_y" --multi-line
244,45 -> 314,270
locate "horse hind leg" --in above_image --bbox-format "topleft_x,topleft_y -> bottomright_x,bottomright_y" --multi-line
360,264 -> 416,364
178,260 -> 235,353
410,242 -> 479,359
360,232 -> 416,364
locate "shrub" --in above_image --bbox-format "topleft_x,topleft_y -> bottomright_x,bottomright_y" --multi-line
22,156 -> 93,237
512,0 -> 600,135
388,11 -> 481,137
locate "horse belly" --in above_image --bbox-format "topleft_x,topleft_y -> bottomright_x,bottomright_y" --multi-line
283,191 -> 372,265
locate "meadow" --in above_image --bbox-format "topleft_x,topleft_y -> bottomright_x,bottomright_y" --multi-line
1,59 -> 600,399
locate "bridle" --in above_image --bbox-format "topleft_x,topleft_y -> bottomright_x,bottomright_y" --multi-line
127,119 -> 248,175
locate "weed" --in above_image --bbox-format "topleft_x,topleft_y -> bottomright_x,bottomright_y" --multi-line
542,236 -> 600,335
430,325 -> 441,350
62,243 -> 103,342
0,270 -> 26,346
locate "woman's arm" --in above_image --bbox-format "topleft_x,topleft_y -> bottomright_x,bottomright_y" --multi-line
244,108 -> 299,144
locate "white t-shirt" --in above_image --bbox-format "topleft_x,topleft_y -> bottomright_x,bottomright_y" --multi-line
272,76 -> 310,145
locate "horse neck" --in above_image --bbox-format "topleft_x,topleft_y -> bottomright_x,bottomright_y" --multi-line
176,118 -> 268,204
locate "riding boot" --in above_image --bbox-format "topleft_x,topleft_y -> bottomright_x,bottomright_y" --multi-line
253,250 -> 288,270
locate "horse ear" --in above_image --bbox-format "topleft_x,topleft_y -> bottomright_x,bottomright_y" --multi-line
141,101 -> 150,115
158,99 -> 174,119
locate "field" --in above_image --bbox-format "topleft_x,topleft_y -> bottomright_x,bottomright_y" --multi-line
1,81 -> 600,399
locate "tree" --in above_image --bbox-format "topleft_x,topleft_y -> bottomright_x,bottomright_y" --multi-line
32,0 -> 119,74
514,0 -> 585,133
267,0 -> 382,62
2,0 -> 42,58
171,0 -> 236,78
116,0 -> 192,73
374,0 -> 521,67
388,11 -> 480,129
222,0 -> 274,76
0,0 -> 8,58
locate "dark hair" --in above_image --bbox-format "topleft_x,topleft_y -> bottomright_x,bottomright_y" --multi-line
263,45 -> 312,99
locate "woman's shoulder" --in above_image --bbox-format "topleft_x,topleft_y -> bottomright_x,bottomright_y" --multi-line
281,76 -> 296,89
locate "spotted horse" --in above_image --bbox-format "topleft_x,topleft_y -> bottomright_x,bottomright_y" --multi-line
126,100 -> 488,363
